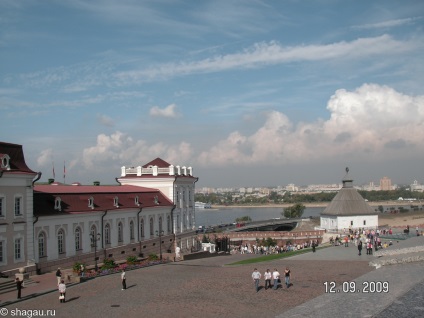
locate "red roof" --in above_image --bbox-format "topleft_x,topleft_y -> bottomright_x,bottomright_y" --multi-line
0,141 -> 36,175
142,157 -> 171,168
34,184 -> 173,216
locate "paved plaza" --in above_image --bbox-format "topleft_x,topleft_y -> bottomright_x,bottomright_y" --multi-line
2,237 -> 424,318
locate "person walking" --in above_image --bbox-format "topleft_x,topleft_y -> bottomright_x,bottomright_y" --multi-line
80,264 -> 85,277
264,269 -> 272,290
284,267 -> 291,288
16,278 -> 23,299
56,268 -> 62,286
121,269 -> 126,290
272,268 -> 280,290
358,240 -> 363,256
251,268 -> 261,292
58,280 -> 66,303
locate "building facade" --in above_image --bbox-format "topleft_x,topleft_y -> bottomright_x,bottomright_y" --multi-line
0,142 -> 39,275
118,158 -> 198,252
320,170 -> 378,231
1,142 -> 200,276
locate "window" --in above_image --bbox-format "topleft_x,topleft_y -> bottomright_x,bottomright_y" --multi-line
114,196 -> 119,207
177,215 -> 180,229
130,221 -> 134,240
363,220 -> 366,226
54,197 -> 61,211
90,225 -> 98,247
105,224 -> 110,244
0,241 -> 3,262
183,213 -> 186,228
159,217 -> 163,232
15,197 -> 22,216
149,218 -> 154,235
75,227 -> 81,250
351,221 -> 353,226
14,238 -> 22,260
58,229 -> 65,254
88,197 -> 94,209
118,222 -> 123,242
38,232 -> 46,257
167,215 -> 171,233
140,219 -> 144,239
0,197 -> 4,217
135,196 -> 139,206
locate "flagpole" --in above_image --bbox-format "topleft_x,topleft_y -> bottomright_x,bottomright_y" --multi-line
64,161 -> 66,184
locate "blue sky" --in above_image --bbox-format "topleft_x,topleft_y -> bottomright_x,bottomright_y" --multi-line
1,0 -> 424,188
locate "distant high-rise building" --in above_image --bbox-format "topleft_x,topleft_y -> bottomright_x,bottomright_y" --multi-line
380,177 -> 392,191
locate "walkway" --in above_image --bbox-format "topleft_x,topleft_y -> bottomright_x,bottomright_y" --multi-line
1,237 -> 423,318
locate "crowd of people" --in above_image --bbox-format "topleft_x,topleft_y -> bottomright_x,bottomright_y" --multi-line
232,240 -> 319,255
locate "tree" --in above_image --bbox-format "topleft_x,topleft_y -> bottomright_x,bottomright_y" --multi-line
282,203 -> 306,218
235,216 -> 252,223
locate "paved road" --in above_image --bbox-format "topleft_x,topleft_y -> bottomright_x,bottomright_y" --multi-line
1,237 -> 423,318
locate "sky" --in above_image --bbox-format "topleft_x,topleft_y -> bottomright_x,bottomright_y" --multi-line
1,0 -> 424,188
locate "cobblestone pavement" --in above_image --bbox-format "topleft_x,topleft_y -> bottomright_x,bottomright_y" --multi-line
2,239 -> 423,318
2,250 -> 372,318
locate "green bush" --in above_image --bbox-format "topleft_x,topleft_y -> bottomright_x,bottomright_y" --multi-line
126,255 -> 138,265
148,253 -> 159,261
101,258 -> 116,270
72,261 -> 85,273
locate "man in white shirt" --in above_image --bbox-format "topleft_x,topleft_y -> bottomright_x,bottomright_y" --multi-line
251,268 -> 261,292
272,269 -> 280,290
264,269 -> 272,290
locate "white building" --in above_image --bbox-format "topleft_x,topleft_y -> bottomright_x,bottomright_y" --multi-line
0,142 -> 39,275
118,158 -> 198,251
320,170 -> 378,231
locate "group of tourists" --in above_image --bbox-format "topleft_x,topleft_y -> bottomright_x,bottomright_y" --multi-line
251,267 -> 292,292
234,240 -> 319,255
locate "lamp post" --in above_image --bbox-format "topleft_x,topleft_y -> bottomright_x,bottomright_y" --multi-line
156,230 -> 164,260
90,233 -> 101,271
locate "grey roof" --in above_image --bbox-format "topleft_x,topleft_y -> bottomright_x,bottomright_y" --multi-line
321,170 -> 376,216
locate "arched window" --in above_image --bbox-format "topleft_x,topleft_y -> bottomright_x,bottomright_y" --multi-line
183,213 -> 186,228
159,217 -> 163,232
75,227 -> 82,250
149,218 -> 154,236
38,232 -> 46,257
118,222 -> 123,242
90,225 -> 96,246
58,229 -> 65,254
167,215 -> 171,233
140,219 -> 144,239
130,221 -> 134,240
105,223 -> 110,244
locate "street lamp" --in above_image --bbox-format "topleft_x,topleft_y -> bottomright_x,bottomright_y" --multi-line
90,233 -> 101,271
156,230 -> 164,260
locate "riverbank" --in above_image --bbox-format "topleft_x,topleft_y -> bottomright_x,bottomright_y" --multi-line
212,200 -> 420,209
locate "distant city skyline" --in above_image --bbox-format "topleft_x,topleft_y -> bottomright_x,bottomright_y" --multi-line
1,1 -> 423,188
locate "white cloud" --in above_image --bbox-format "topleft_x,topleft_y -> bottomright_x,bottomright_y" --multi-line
97,113 -> 115,127
352,17 -> 422,30
197,84 -> 424,166
149,103 -> 180,118
81,131 -> 193,169
116,35 -> 414,83
37,148 -> 53,166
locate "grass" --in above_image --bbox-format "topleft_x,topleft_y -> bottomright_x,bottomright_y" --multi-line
226,245 -> 330,266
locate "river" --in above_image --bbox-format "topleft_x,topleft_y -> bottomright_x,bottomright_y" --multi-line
195,206 -> 325,227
